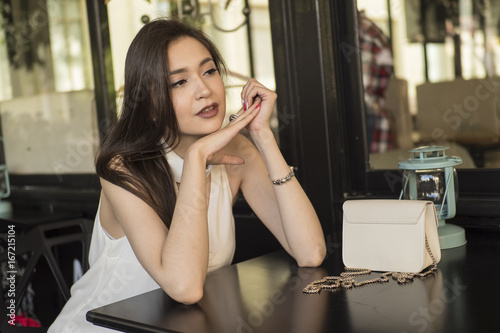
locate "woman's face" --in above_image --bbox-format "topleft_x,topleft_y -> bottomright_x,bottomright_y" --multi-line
167,36 -> 226,141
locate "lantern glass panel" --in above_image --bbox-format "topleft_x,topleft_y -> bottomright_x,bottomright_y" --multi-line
402,169 -> 443,203
402,168 -> 459,206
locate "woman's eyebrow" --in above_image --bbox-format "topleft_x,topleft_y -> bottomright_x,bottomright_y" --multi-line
169,57 -> 214,75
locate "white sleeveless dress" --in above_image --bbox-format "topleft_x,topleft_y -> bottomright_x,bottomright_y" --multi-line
48,150 -> 236,332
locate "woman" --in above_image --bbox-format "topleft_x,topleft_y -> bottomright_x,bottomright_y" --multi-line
49,18 -> 325,332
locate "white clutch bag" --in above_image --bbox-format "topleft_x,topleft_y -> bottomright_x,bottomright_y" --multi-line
303,199 -> 442,294
342,199 -> 441,273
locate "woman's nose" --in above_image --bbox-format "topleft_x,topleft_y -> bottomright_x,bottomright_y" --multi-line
194,76 -> 211,99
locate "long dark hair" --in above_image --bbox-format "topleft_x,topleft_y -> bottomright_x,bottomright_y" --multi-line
96,18 -> 227,228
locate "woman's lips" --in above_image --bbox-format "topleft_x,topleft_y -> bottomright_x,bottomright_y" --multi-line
196,104 -> 218,118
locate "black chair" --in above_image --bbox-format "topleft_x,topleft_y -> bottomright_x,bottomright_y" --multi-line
1,216 -> 93,329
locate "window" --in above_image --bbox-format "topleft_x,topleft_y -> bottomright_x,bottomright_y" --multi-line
0,0 -> 97,179
358,0 -> 500,171
343,0 -> 500,223
48,0 -> 93,92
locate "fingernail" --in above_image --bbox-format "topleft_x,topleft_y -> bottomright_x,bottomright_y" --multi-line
241,99 -> 248,111
256,104 -> 261,109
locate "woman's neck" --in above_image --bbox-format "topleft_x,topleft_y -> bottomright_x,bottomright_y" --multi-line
172,134 -> 202,159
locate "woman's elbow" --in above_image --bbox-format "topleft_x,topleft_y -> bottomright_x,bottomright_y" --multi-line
296,244 -> 326,267
163,280 -> 204,305
176,289 -> 204,305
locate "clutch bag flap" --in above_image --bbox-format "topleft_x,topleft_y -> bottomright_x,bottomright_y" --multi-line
342,199 -> 440,273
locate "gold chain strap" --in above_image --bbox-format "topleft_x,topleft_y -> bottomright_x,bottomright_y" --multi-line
303,236 -> 438,294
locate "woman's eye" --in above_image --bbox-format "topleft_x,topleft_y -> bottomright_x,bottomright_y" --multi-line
204,68 -> 218,76
171,79 -> 187,88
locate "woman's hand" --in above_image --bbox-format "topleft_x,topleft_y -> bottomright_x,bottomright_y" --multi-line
187,104 -> 260,166
240,79 -> 277,134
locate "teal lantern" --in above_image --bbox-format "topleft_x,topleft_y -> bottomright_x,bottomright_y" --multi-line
398,146 -> 466,249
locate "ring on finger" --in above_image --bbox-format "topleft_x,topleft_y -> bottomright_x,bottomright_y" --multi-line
229,114 -> 239,122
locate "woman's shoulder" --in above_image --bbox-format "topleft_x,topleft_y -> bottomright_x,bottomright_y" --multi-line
98,155 -> 137,193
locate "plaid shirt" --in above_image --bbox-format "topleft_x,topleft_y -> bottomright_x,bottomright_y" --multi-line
359,12 -> 394,153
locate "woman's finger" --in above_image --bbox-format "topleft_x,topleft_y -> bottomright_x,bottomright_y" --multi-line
220,155 -> 245,165
241,79 -> 264,105
227,103 -> 260,126
242,83 -> 272,109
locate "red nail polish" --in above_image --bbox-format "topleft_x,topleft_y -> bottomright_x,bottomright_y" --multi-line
256,104 -> 261,109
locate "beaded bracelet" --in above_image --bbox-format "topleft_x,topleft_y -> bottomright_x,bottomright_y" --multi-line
270,166 -> 295,186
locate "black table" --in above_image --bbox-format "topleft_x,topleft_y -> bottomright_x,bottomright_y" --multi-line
87,229 -> 500,333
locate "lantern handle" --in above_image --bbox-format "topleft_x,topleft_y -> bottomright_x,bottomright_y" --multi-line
398,177 -> 409,200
